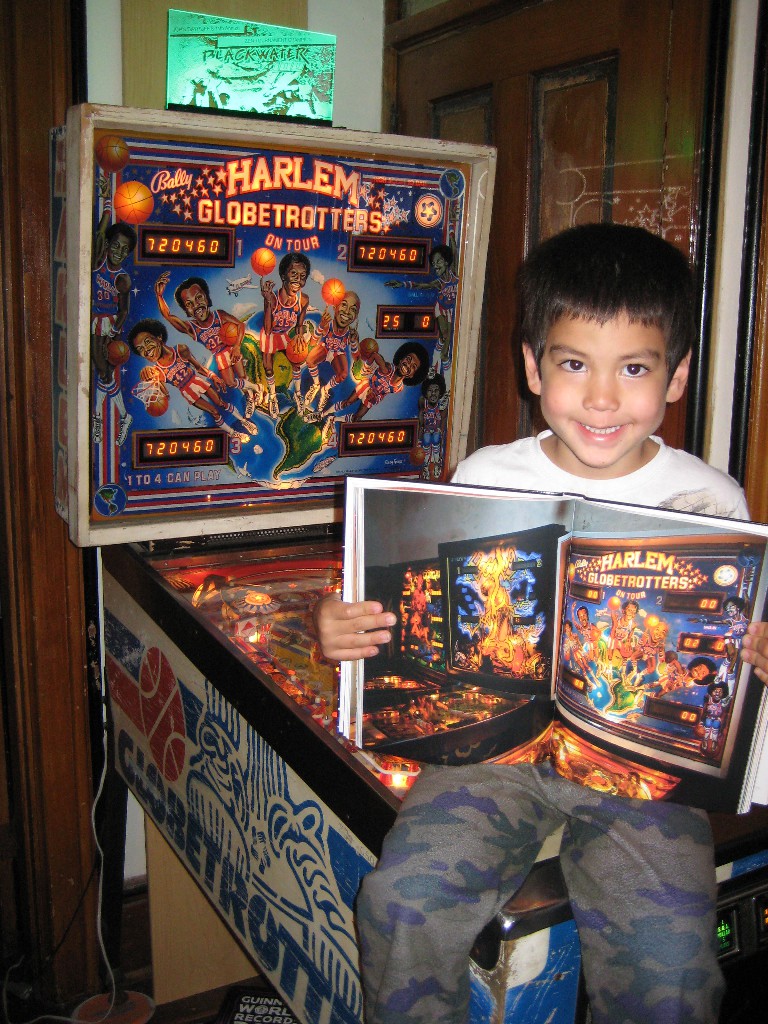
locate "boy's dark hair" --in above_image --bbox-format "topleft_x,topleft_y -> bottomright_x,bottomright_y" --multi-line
519,223 -> 694,375
175,276 -> 211,309
128,317 -> 167,349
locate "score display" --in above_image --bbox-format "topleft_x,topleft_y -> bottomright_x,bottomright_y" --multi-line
348,236 -> 430,273
376,306 -> 437,338
137,225 -> 235,266
51,105 -> 496,544
134,430 -> 228,468
338,421 -> 417,457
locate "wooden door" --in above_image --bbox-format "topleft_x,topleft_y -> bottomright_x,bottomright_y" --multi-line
386,0 -> 714,453
0,0 -> 99,1002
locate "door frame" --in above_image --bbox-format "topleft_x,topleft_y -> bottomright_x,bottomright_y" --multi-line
384,0 -> 731,459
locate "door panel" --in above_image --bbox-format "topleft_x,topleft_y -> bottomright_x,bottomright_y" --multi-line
388,0 -> 711,453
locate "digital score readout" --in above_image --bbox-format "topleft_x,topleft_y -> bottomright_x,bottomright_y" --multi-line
134,429 -> 228,468
569,583 -> 604,603
643,697 -> 701,728
676,633 -> 727,657
339,420 -> 417,457
662,592 -> 725,614
348,235 -> 430,273
136,225 -> 235,266
376,306 -> 437,338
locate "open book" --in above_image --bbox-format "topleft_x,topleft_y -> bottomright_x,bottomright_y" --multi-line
340,476 -> 768,813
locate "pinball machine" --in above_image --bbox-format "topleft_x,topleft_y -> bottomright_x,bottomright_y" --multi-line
51,104 -> 768,1023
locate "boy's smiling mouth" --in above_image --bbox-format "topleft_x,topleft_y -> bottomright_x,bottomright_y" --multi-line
581,424 -> 623,435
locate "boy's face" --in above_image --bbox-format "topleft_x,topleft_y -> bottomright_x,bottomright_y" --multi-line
523,313 -> 690,480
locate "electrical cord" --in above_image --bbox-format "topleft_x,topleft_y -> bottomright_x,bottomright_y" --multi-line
2,550 -> 122,1024
2,726 -> 117,1024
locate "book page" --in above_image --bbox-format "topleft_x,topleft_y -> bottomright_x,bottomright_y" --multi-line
553,526 -> 768,811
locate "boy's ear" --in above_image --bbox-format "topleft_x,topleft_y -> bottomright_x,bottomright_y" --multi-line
522,343 -> 542,395
666,350 -> 692,403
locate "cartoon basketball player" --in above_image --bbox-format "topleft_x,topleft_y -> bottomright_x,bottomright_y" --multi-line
337,340 -> 429,422
259,252 -> 310,418
302,290 -> 361,416
154,271 -> 263,417
722,596 -> 749,680
701,679 -> 731,754
637,616 -> 669,683
574,605 -> 607,676
389,239 -> 458,374
91,175 -> 136,447
127,318 -> 257,442
562,619 -> 591,678
417,371 -> 448,479
608,599 -> 641,669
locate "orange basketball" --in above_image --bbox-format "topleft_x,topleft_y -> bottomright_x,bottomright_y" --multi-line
113,180 -> 154,224
359,337 -> 379,360
95,134 -> 130,173
147,389 -> 169,416
321,278 -> 346,306
220,320 -> 241,347
106,338 -> 130,366
250,247 -> 277,276
285,330 -> 309,365
411,446 -> 426,465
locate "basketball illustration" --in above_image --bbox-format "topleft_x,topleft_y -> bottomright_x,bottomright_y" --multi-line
250,246 -> 276,276
220,320 -> 241,346
94,134 -> 130,172
411,446 -> 427,465
359,337 -> 379,360
138,647 -> 186,783
285,330 -> 309,365
146,386 -> 169,417
113,179 -> 154,224
106,338 -> 130,366
321,278 -> 346,306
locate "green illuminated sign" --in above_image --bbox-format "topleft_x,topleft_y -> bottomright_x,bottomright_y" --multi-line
166,10 -> 335,124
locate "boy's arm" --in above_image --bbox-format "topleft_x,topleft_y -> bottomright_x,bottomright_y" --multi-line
741,622 -> 768,684
313,595 -> 396,662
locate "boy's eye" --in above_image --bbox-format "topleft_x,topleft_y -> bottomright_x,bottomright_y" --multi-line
623,363 -> 649,377
561,359 -> 585,372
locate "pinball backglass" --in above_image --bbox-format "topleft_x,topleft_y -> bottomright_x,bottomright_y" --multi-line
51,104 -> 495,546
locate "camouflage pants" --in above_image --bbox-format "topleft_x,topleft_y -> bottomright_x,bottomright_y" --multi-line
357,762 -> 723,1024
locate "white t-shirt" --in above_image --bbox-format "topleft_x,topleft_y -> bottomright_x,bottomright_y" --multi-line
452,431 -> 749,521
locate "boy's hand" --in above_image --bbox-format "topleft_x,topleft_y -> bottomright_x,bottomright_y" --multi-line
741,622 -> 768,684
313,595 -> 396,662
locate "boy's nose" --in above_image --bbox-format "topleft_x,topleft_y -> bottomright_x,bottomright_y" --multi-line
583,372 -> 619,410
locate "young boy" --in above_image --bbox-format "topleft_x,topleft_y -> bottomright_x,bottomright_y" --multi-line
314,223 -> 768,1024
